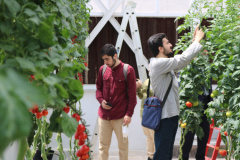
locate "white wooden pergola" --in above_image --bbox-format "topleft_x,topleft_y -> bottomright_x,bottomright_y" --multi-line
85,0 -> 195,82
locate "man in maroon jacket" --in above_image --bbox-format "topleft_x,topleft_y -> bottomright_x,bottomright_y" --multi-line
96,44 -> 137,160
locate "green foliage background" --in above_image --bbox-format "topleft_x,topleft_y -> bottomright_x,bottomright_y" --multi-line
0,0 -> 90,157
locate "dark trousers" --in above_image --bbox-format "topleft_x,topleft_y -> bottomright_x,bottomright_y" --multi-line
153,116 -> 179,160
182,113 -> 210,160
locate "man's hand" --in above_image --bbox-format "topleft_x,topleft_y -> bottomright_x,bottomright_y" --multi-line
136,79 -> 143,89
193,24 -> 205,43
101,100 -> 112,110
123,115 -> 131,125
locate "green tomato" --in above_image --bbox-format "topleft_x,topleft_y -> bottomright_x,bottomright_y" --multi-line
212,90 -> 219,96
224,103 -> 228,108
226,111 -> 232,117
198,91 -> 203,95
210,93 -> 215,98
193,101 -> 199,106
219,75 -> 223,80
212,77 -> 218,81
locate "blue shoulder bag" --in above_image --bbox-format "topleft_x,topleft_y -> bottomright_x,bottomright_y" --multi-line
141,74 -> 173,130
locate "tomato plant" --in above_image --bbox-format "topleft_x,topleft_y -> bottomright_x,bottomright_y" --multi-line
0,0 -> 91,159
175,0 -> 240,159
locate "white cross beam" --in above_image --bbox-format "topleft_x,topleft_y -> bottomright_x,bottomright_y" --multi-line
87,0 -> 149,71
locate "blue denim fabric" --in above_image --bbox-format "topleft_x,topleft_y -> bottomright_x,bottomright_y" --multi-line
153,116 -> 179,160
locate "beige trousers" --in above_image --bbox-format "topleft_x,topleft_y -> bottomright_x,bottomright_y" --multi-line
99,117 -> 128,160
142,125 -> 155,159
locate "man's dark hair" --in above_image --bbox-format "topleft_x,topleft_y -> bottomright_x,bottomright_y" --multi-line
147,33 -> 167,57
100,44 -> 117,57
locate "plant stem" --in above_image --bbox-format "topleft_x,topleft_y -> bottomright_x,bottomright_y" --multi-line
30,119 -> 42,159
17,137 -> 28,160
56,133 -> 65,160
69,137 -> 74,159
41,116 -> 48,160
178,128 -> 188,160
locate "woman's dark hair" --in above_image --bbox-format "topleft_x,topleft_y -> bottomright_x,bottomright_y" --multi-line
100,44 -> 117,57
147,33 -> 167,57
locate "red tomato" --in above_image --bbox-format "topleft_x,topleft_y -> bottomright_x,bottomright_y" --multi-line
42,110 -> 48,116
224,131 -> 228,136
76,149 -> 83,157
32,105 -> 39,114
36,112 -> 43,119
30,75 -> 35,80
81,154 -> 89,159
72,113 -> 81,122
75,132 -> 80,140
78,139 -> 85,146
186,101 -> 193,108
79,132 -> 88,141
77,124 -> 86,133
219,150 -> 227,156
80,145 -> 89,155
63,104 -> 70,113
84,62 -> 88,67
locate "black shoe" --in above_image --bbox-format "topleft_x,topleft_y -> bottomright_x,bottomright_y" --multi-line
148,157 -> 152,160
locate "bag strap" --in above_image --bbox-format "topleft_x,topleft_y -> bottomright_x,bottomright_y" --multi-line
123,64 -> 128,82
102,64 -> 107,79
147,72 -> 174,108
102,64 -> 128,83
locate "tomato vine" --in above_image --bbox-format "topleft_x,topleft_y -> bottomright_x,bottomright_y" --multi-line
0,0 -> 91,159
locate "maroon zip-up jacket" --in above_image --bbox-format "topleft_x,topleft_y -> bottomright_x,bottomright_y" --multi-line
96,61 -> 137,120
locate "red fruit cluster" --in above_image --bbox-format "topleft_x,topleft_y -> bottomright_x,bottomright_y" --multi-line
63,104 -> 70,113
76,145 -> 89,159
29,105 -> 48,119
72,113 -> 81,122
29,74 -> 35,82
75,124 -> 90,159
78,73 -> 84,84
71,36 -> 77,44
219,150 -> 227,156
84,62 -> 88,67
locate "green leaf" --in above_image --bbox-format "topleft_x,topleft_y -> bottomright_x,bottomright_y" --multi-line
61,28 -> 70,38
4,0 -> 20,16
43,76 -> 59,86
68,79 -> 84,100
233,46 -> 239,53
28,16 -> 41,25
56,1 -> 70,18
207,108 -> 216,117
54,83 -> 69,99
38,16 -> 54,45
184,83 -> 193,89
61,112 -> 78,138
232,120 -> 240,130
0,43 -> 14,52
232,70 -> 240,77
16,57 -> 36,72
24,8 -> 36,17
227,64 -> 235,71
48,110 -> 63,133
